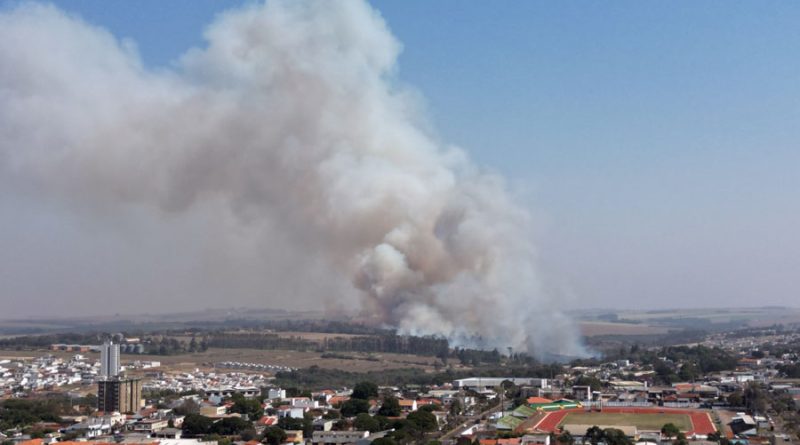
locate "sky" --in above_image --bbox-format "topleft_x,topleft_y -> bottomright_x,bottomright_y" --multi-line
1,0 -> 799,319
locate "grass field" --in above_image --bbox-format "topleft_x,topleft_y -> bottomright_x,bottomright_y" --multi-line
559,412 -> 693,431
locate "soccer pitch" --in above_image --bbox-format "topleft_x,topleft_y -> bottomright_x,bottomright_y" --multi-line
558,412 -> 693,431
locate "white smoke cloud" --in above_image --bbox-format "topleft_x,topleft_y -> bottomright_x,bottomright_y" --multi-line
0,1 -> 586,358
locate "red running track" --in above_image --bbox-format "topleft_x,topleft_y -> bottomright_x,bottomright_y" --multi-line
687,412 -> 716,435
533,410 -> 571,431
532,407 -> 716,436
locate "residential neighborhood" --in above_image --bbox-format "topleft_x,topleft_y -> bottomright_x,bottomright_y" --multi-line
1,324 -> 800,445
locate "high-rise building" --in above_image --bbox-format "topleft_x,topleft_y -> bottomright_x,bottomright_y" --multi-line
97,377 -> 142,413
100,340 -> 120,378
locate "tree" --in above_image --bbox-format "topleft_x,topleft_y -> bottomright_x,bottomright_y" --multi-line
678,362 -> 698,382
378,396 -> 401,417
240,429 -> 258,441
744,383 -> 767,414
707,431 -> 722,442
341,399 -> 371,417
230,394 -> 263,420
654,361 -> 679,384
778,364 -> 800,378
407,410 -> 438,432
574,375 -> 602,392
339,399 -> 369,417
586,426 -> 604,445
419,404 -> 438,413
372,438 -> 398,445
210,417 -> 253,436
449,399 -> 462,416
602,428 -> 633,445
323,410 -> 341,419
278,416 -> 304,431
182,414 -> 213,436
661,423 -> 680,439
352,382 -> 379,400
354,413 -> 381,432
557,431 -> 575,445
263,426 -> 287,445
727,391 -> 744,407
374,415 -> 392,431
80,393 -> 98,410
673,432 -> 688,445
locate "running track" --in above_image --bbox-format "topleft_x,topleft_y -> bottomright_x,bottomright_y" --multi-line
528,407 -> 716,436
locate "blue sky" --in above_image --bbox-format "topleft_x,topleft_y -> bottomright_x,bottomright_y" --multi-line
4,0 -> 799,310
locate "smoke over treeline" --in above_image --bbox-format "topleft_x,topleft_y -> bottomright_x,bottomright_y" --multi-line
0,1 -> 585,358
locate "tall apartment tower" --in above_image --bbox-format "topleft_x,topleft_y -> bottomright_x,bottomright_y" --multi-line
100,340 -> 120,378
97,378 -> 142,413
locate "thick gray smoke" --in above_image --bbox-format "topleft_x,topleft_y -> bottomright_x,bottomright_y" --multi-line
0,1 -> 585,358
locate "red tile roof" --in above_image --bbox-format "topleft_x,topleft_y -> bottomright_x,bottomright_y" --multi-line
329,395 -> 350,405
258,415 -> 278,426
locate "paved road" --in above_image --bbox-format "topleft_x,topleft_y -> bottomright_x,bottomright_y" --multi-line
439,402 -> 509,443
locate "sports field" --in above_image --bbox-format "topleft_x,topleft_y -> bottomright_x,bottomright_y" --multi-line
558,412 -> 693,431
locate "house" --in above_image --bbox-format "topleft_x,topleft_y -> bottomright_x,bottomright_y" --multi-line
132,419 -> 169,433
453,378 -> 549,392
289,397 -> 319,409
267,388 -> 286,400
398,399 -> 417,413
153,428 -> 182,439
520,434 -> 550,445
329,395 -> 350,407
571,386 -> 591,401
313,419 -> 334,432
169,415 -> 185,428
199,405 -> 227,417
285,430 -> 304,444
311,430 -> 369,445
277,405 -> 305,419
730,415 -> 758,436
312,390 -> 336,404
480,439 -> 520,445
62,417 -> 113,438
256,416 -> 278,428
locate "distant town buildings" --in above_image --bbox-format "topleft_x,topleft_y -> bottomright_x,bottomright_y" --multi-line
97,377 -> 142,413
100,341 -> 120,379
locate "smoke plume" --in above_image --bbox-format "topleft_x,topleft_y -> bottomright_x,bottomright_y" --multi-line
0,1 -> 585,358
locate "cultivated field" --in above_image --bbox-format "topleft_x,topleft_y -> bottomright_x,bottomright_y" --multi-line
559,412 -> 692,431
579,322 -> 670,337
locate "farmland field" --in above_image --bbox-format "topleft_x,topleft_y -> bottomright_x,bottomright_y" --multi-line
558,412 -> 693,431
578,321 -> 670,337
